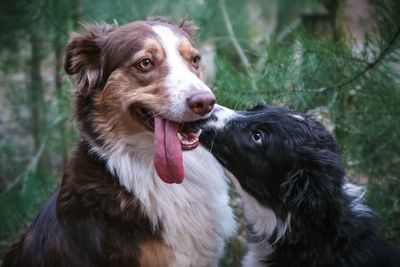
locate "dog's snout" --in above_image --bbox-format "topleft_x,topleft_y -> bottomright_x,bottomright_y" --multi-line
187,92 -> 216,116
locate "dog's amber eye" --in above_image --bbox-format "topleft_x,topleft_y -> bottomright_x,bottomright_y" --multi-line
137,58 -> 153,71
192,55 -> 201,69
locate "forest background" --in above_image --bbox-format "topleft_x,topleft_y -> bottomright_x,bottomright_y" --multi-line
1,0 -> 399,265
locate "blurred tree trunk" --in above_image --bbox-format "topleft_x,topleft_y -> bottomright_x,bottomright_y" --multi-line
320,0 -> 353,156
29,33 -> 44,152
73,0 -> 81,30
28,32 -> 47,173
51,0 -> 74,166
54,31 -> 68,165
320,0 -> 346,44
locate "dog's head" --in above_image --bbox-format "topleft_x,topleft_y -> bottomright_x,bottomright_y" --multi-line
64,18 -> 212,183
192,105 -> 345,216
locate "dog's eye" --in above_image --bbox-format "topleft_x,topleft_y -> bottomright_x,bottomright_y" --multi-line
251,131 -> 263,144
192,55 -> 201,69
137,58 -> 154,71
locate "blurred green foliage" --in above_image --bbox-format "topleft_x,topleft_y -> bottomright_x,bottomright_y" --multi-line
0,0 -> 399,265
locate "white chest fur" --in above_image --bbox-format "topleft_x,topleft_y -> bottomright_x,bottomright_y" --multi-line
96,133 -> 236,267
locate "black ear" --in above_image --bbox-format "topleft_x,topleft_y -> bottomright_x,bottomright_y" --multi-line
281,168 -> 310,207
280,147 -> 345,209
178,18 -> 199,37
64,23 -> 116,95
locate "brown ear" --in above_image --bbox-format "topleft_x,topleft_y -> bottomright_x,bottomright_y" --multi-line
64,23 -> 116,95
178,18 -> 199,37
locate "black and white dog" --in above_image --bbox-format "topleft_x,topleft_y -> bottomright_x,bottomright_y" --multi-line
190,105 -> 400,267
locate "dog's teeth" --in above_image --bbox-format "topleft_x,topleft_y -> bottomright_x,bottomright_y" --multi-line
177,133 -> 183,141
193,129 -> 202,138
180,138 -> 199,146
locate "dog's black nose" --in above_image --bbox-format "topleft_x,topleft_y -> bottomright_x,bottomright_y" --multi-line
187,92 -> 216,116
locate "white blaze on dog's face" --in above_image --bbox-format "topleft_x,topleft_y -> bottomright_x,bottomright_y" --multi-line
152,25 -> 214,121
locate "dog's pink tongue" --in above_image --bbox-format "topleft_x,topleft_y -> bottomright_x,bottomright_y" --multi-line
154,116 -> 184,184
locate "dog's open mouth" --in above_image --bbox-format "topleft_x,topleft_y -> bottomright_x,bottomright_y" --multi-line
134,108 -> 202,150
133,107 -> 202,184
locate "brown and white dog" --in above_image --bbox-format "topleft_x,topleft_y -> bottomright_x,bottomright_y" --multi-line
2,18 -> 235,267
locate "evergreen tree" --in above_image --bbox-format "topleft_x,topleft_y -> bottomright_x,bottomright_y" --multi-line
213,0 -> 400,244
0,0 -> 399,264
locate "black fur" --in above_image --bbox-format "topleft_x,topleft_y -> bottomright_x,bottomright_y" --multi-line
196,105 -> 400,267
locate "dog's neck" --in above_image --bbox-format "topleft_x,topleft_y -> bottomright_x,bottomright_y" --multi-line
234,176 -> 374,266
89,133 -> 236,266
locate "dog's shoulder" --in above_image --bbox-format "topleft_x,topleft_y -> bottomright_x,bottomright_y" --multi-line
1,142 -> 157,267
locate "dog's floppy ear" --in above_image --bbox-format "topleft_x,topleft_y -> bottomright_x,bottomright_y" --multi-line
281,147 -> 345,210
179,18 -> 199,37
64,23 -> 116,95
281,168 -> 310,208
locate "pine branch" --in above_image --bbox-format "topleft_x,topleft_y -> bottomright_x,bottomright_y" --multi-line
219,0 -> 250,69
44,10 -> 69,37
218,0 -> 258,91
3,114 -> 67,193
5,143 -> 46,192
325,25 -> 400,91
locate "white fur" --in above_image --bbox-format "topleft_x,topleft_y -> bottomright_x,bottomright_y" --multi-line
89,25 -> 236,266
207,104 -> 238,129
230,177 -> 290,266
232,178 -> 290,243
344,182 -> 373,214
242,241 -> 274,267
93,134 -> 236,267
291,114 -> 305,121
152,25 -> 214,122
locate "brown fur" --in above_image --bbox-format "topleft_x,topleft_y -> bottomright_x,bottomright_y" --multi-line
2,141 -> 158,267
139,240 -> 174,267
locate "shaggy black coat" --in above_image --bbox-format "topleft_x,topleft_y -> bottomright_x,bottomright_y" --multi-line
196,105 -> 400,267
